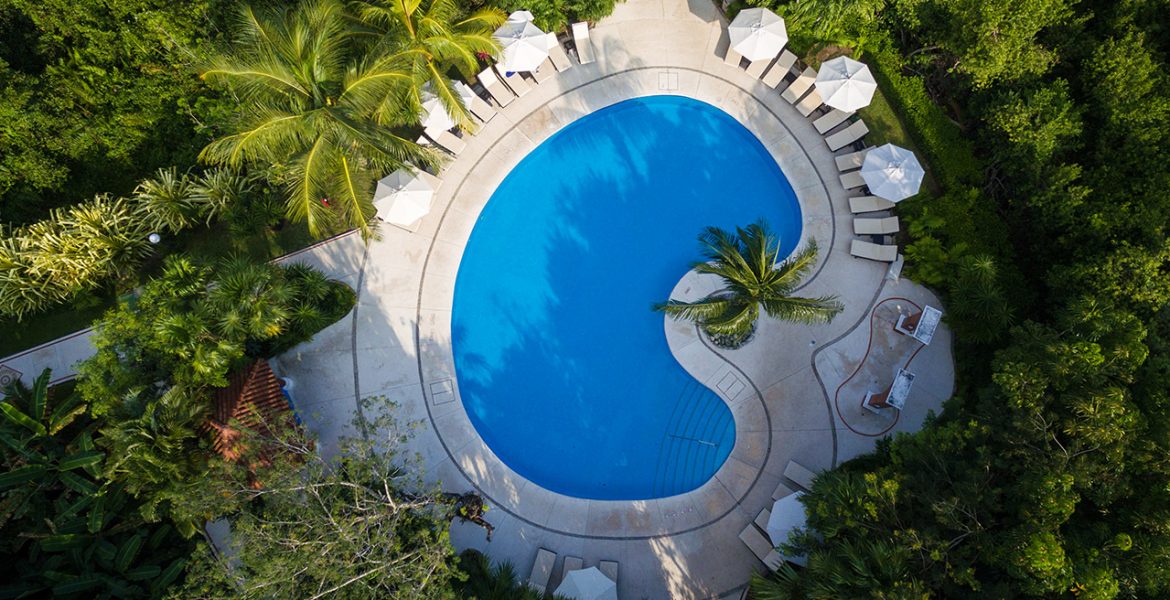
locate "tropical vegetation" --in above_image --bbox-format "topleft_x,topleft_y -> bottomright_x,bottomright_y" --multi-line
655,222 -> 842,347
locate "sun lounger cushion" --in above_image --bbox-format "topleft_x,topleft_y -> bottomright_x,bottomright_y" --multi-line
825,120 -> 868,151
781,67 -> 816,103
599,561 -> 619,584
572,22 -> 595,64
848,195 -> 896,214
854,216 -> 900,235
754,508 -> 771,531
561,556 -> 583,581
795,88 -> 824,117
528,548 -> 556,594
783,460 -> 817,491
839,171 -> 867,190
546,33 -> 572,71
739,524 -> 784,570
772,481 -> 795,500
477,67 -> 514,107
746,56 -> 773,78
723,45 -> 744,67
498,67 -> 531,96
531,58 -> 555,82
814,109 -> 854,134
427,129 -> 465,155
761,50 -> 797,88
850,239 -> 899,263
835,148 -> 870,172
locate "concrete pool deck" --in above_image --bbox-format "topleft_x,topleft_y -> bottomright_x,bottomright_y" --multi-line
271,0 -> 955,597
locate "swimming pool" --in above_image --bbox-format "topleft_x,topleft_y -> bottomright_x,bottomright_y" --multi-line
451,96 -> 801,500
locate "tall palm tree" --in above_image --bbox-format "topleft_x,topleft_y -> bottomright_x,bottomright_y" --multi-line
200,0 -> 439,237
654,222 -> 843,347
353,0 -> 505,132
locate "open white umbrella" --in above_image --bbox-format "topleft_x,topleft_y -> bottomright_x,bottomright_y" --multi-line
453,81 -> 479,106
728,8 -> 788,62
419,91 -> 456,133
554,567 -> 617,600
373,169 -> 436,228
860,143 -> 925,202
766,491 -> 808,547
815,56 -> 877,112
493,11 -> 551,73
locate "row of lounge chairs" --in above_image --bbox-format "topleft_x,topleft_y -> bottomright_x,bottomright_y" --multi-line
529,547 -> 619,596
723,40 -> 900,264
739,460 -> 818,570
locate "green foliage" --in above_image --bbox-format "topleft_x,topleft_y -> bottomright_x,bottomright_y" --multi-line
486,0 -> 620,31
455,550 -> 544,599
654,222 -> 842,346
0,370 -> 192,597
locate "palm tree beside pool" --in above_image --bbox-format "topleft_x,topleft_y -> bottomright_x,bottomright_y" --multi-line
654,222 -> 843,348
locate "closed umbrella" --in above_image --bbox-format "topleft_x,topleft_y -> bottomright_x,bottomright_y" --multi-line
554,567 -> 617,600
766,491 -> 808,547
728,8 -> 788,62
860,143 -> 925,202
815,56 -> 877,112
419,91 -> 455,133
494,11 -> 551,73
373,169 -> 435,227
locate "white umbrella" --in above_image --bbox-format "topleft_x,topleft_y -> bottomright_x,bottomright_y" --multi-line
493,11 -> 552,73
815,56 -> 877,112
860,143 -> 925,202
453,81 -> 479,106
766,491 -> 808,547
373,169 -> 435,227
554,567 -> 617,600
728,8 -> 788,62
418,91 -> 455,133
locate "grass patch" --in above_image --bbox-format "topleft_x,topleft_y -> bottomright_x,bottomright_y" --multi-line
858,88 -> 942,199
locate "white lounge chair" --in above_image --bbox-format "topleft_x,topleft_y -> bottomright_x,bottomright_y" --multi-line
425,128 -> 466,155
598,561 -> 619,585
851,239 -> 899,262
754,508 -> 771,531
772,481 -> 795,501
780,67 -> 816,103
825,120 -> 869,151
546,33 -> 572,71
739,524 -> 784,570
572,22 -> 595,64
723,44 -> 744,67
795,88 -> 824,117
496,66 -> 531,97
783,460 -> 817,491
840,171 -> 867,190
477,67 -> 514,107
561,556 -> 583,581
814,109 -> 854,134
531,58 -> 555,83
849,195 -> 896,214
835,148 -> 870,172
854,216 -> 900,235
414,169 -> 442,192
528,548 -> 556,594
745,55 -> 774,78
761,50 -> 798,88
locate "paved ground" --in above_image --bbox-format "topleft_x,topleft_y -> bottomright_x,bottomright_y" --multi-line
0,329 -> 95,398
273,0 -> 955,597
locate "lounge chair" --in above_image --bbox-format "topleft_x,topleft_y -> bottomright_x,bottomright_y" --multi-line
546,33 -> 572,71
572,22 -> 595,64
839,171 -> 866,190
854,216 -> 900,235
531,58 -> 555,83
795,88 -> 824,117
745,55 -> 774,78
835,148 -> 870,172
528,548 -> 556,594
453,82 -> 497,124
851,239 -> 899,262
599,561 -> 619,585
754,508 -> 772,531
761,50 -> 798,88
772,481 -> 795,500
496,66 -> 532,97
814,109 -> 854,134
783,460 -> 817,491
825,120 -> 869,151
425,128 -> 466,155
739,524 -> 784,570
477,67 -> 515,107
780,67 -> 816,103
848,195 -> 896,214
723,44 -> 744,67
561,556 -> 583,581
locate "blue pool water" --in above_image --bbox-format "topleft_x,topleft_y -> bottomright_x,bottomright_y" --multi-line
451,96 -> 801,500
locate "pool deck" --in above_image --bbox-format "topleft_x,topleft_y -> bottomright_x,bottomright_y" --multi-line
271,0 -> 955,597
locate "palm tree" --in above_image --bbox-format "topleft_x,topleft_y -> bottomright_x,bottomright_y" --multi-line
654,222 -> 843,348
134,167 -> 197,233
200,0 -> 440,237
455,550 -> 544,600
191,167 -> 256,225
353,0 -> 505,131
